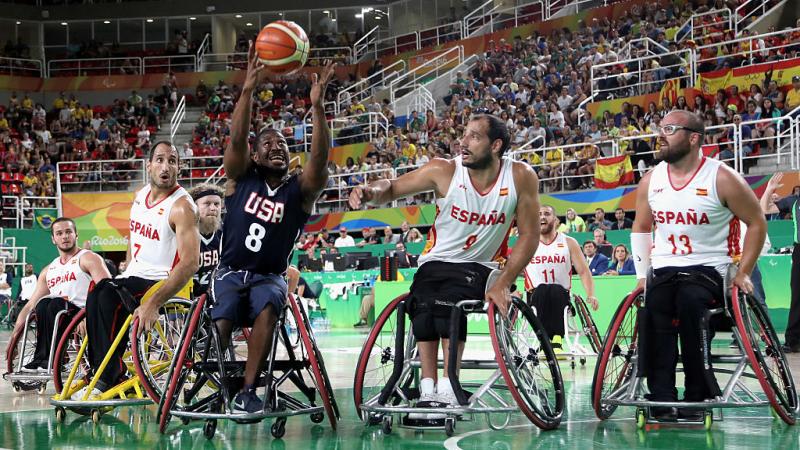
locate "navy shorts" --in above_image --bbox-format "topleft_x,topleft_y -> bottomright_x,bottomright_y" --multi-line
210,265 -> 287,327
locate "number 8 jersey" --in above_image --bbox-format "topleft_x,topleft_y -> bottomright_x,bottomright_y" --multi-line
648,157 -> 740,270
220,167 -> 309,275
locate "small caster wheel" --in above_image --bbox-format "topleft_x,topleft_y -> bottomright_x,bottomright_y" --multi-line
381,415 -> 393,435
180,416 -> 191,425
580,358 -> 587,366
570,361 -> 576,370
271,418 -> 287,439
203,419 -> 217,440
703,412 -> 713,430
310,412 -> 324,423
91,409 -> 101,424
12,383 -> 22,393
636,408 -> 646,430
37,383 -> 47,395
55,407 -> 66,423
367,413 -> 382,426
445,418 -> 456,437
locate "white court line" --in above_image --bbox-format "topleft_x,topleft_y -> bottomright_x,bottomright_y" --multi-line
442,416 -> 775,450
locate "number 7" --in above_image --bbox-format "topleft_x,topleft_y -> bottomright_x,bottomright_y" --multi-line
133,243 -> 141,259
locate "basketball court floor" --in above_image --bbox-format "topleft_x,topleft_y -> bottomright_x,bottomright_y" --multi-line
1,329 -> 799,449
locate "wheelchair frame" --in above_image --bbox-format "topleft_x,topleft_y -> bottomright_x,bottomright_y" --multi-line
592,286 -> 798,429
156,293 -> 340,440
354,294 -> 565,437
552,294 -> 602,369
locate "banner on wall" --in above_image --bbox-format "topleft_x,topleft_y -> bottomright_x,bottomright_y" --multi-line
696,57 -> 800,95
62,192 -> 134,251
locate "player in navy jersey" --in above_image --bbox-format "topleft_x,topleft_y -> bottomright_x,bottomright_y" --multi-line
211,42 -> 336,413
188,183 -> 223,298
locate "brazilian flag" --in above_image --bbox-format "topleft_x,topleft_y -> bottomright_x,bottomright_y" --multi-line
34,208 -> 58,229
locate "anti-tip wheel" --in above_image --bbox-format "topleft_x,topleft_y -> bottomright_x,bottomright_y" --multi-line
367,413 -> 382,426
271,418 -> 287,439
310,412 -> 324,423
91,409 -> 101,424
203,419 -> 217,440
55,407 -> 66,423
445,418 -> 456,437
580,358 -> 587,366
37,383 -> 47,395
12,383 -> 22,393
180,416 -> 191,425
381,415 -> 393,435
636,409 -> 646,430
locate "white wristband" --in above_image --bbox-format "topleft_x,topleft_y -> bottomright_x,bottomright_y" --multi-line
630,232 -> 653,280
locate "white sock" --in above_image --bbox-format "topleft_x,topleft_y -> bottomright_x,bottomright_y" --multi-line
437,377 -> 453,395
420,377 -> 435,396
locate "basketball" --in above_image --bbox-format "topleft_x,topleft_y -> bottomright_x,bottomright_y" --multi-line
254,20 -> 310,76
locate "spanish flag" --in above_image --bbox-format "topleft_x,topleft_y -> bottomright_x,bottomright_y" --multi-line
594,155 -> 634,189
696,188 -> 708,196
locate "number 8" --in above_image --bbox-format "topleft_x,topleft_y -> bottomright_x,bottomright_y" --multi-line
245,223 -> 266,252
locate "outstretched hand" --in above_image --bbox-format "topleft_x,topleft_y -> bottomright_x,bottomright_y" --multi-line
243,41 -> 268,92
310,61 -> 337,108
767,172 -> 783,192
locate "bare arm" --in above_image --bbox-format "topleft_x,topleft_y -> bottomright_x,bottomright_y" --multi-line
760,173 -> 782,214
300,63 -> 336,214
718,166 -> 766,278
497,162 -> 541,289
223,42 -> 265,182
79,251 -> 112,284
567,236 -> 596,305
631,172 -> 654,233
348,158 -> 453,209
146,198 -> 200,307
286,265 -> 300,295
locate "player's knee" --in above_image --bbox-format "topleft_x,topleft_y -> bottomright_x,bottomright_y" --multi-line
411,313 -> 440,342
35,298 -> 51,315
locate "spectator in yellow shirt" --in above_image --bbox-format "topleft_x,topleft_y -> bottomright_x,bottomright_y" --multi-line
400,138 -> 417,159
0,116 -> 8,131
52,94 -> 65,111
786,76 -> 800,114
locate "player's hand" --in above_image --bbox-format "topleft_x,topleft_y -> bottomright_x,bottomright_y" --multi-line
76,319 -> 87,337
586,295 -> 599,311
310,61 -> 336,108
634,278 -> 646,293
349,186 -> 368,209
733,271 -> 754,295
766,172 -> 783,192
243,41 -> 267,92
486,281 -> 511,318
132,301 -> 160,336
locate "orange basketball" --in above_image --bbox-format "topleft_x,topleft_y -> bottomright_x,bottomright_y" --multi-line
255,20 -> 310,76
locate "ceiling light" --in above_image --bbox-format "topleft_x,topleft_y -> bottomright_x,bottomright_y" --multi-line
60,22 -> 67,26
103,20 -> 110,24
189,17 -> 196,20
16,21 -> 21,25
246,22 -> 253,26
323,10 -> 329,14
331,18 -> 336,22
235,14 -> 242,18
374,16 -> 381,20
146,19 -> 154,23
278,13 -> 283,16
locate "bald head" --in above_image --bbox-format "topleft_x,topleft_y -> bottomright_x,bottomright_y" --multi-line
664,110 -> 704,135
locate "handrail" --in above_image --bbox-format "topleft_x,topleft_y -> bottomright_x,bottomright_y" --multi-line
354,26 -> 380,62
0,56 -> 43,77
464,0 -> 500,37
143,54 -> 197,74
389,46 -> 464,103
619,37 -> 669,59
576,94 -> 596,125
0,196 -> 59,229
418,21 -> 464,49
488,1 -> 546,32
308,46 -> 354,64
47,57 -> 142,77
676,8 -> 732,43
196,33 -> 212,71
511,135 -> 545,153
170,95 -> 187,145
374,31 -> 419,60
734,0 -> 770,35
590,49 -> 692,99
336,59 -> 406,114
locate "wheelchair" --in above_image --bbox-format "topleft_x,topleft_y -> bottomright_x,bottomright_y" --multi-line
353,274 -> 565,437
592,268 -> 798,430
156,293 -> 340,440
4,299 -> 79,394
49,281 -> 193,424
530,293 -> 602,369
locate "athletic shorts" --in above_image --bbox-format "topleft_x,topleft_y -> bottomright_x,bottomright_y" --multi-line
210,265 -> 287,327
407,261 -> 492,342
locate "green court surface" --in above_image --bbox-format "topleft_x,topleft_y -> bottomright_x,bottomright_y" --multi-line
2,330 -> 799,450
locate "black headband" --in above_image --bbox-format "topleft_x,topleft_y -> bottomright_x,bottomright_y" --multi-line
192,189 -> 223,201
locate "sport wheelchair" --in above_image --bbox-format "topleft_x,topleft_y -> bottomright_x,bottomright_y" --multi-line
592,275 -> 798,429
156,293 -> 339,440
49,281 -> 192,423
353,278 -> 565,437
530,293 -> 602,369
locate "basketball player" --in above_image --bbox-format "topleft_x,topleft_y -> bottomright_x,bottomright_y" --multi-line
522,205 -> 597,352
349,114 -> 541,417
188,183 -> 223,298
76,141 -> 199,398
210,42 -> 335,413
630,110 -> 766,419
9,217 -> 111,372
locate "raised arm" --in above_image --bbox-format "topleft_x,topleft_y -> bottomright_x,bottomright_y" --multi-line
348,158 -> 453,209
224,42 -> 267,181
760,172 -> 782,213
300,62 -> 336,213
486,162 -> 541,317
133,197 -> 200,334
567,236 -> 597,310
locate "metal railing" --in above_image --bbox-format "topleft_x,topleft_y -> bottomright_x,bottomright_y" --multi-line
308,46 -> 354,65
619,38 -> 669,59
143,54 -> 197,74
0,57 -> 43,77
354,26 -> 380,62
56,159 -> 146,193
694,26 -> 800,70
1,195 -> 59,229
170,95 -> 186,145
464,0 -> 499,37
196,33 -> 212,71
418,22 -> 463,49
303,111 -> 388,152
488,1 -> 546,32
336,60 -> 406,114
677,8 -> 732,43
197,52 -> 247,72
389,46 -> 464,104
734,0 -> 779,35
47,57 -> 142,77
590,49 -> 693,100
374,31 -> 419,60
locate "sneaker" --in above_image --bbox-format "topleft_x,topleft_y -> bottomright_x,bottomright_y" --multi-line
409,391 -> 447,420
729,334 -> 739,349
21,360 -> 47,373
233,389 -> 264,414
70,385 -> 103,401
551,335 -> 565,360
353,319 -> 369,328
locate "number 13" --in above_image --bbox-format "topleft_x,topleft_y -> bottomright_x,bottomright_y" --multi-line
667,234 -> 693,255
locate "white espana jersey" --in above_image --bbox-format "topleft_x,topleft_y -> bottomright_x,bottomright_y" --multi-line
522,232 -> 572,291
649,157 -> 739,270
122,184 -> 194,280
419,156 -> 517,268
45,249 -> 94,308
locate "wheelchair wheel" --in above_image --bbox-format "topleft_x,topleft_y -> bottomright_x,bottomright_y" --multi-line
288,294 -> 340,430
157,295 -> 212,433
731,288 -> 798,425
591,288 -> 643,420
489,297 -> 564,430
353,294 -> 409,421
5,314 -> 37,376
132,298 -> 193,403
52,309 -> 92,395
573,295 -> 602,353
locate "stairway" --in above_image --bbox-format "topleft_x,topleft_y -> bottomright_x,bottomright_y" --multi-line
152,105 -> 205,149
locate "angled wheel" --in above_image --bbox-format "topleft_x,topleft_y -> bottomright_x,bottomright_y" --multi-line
591,288 -> 643,420
353,294 -> 411,421
52,309 -> 91,396
731,288 -> 798,424
490,297 -> 564,430
288,294 -> 340,430
132,298 -> 193,403
573,295 -> 602,353
5,311 -> 37,378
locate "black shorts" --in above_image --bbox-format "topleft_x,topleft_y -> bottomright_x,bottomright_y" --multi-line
407,261 -> 492,342
210,265 -> 287,327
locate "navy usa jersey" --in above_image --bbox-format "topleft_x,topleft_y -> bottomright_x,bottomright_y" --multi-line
194,229 -> 221,297
220,167 -> 309,275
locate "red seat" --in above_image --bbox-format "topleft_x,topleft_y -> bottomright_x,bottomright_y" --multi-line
0,172 -> 11,182
12,173 -> 24,183
191,169 -> 203,179
0,184 -> 7,194
8,184 -> 20,195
